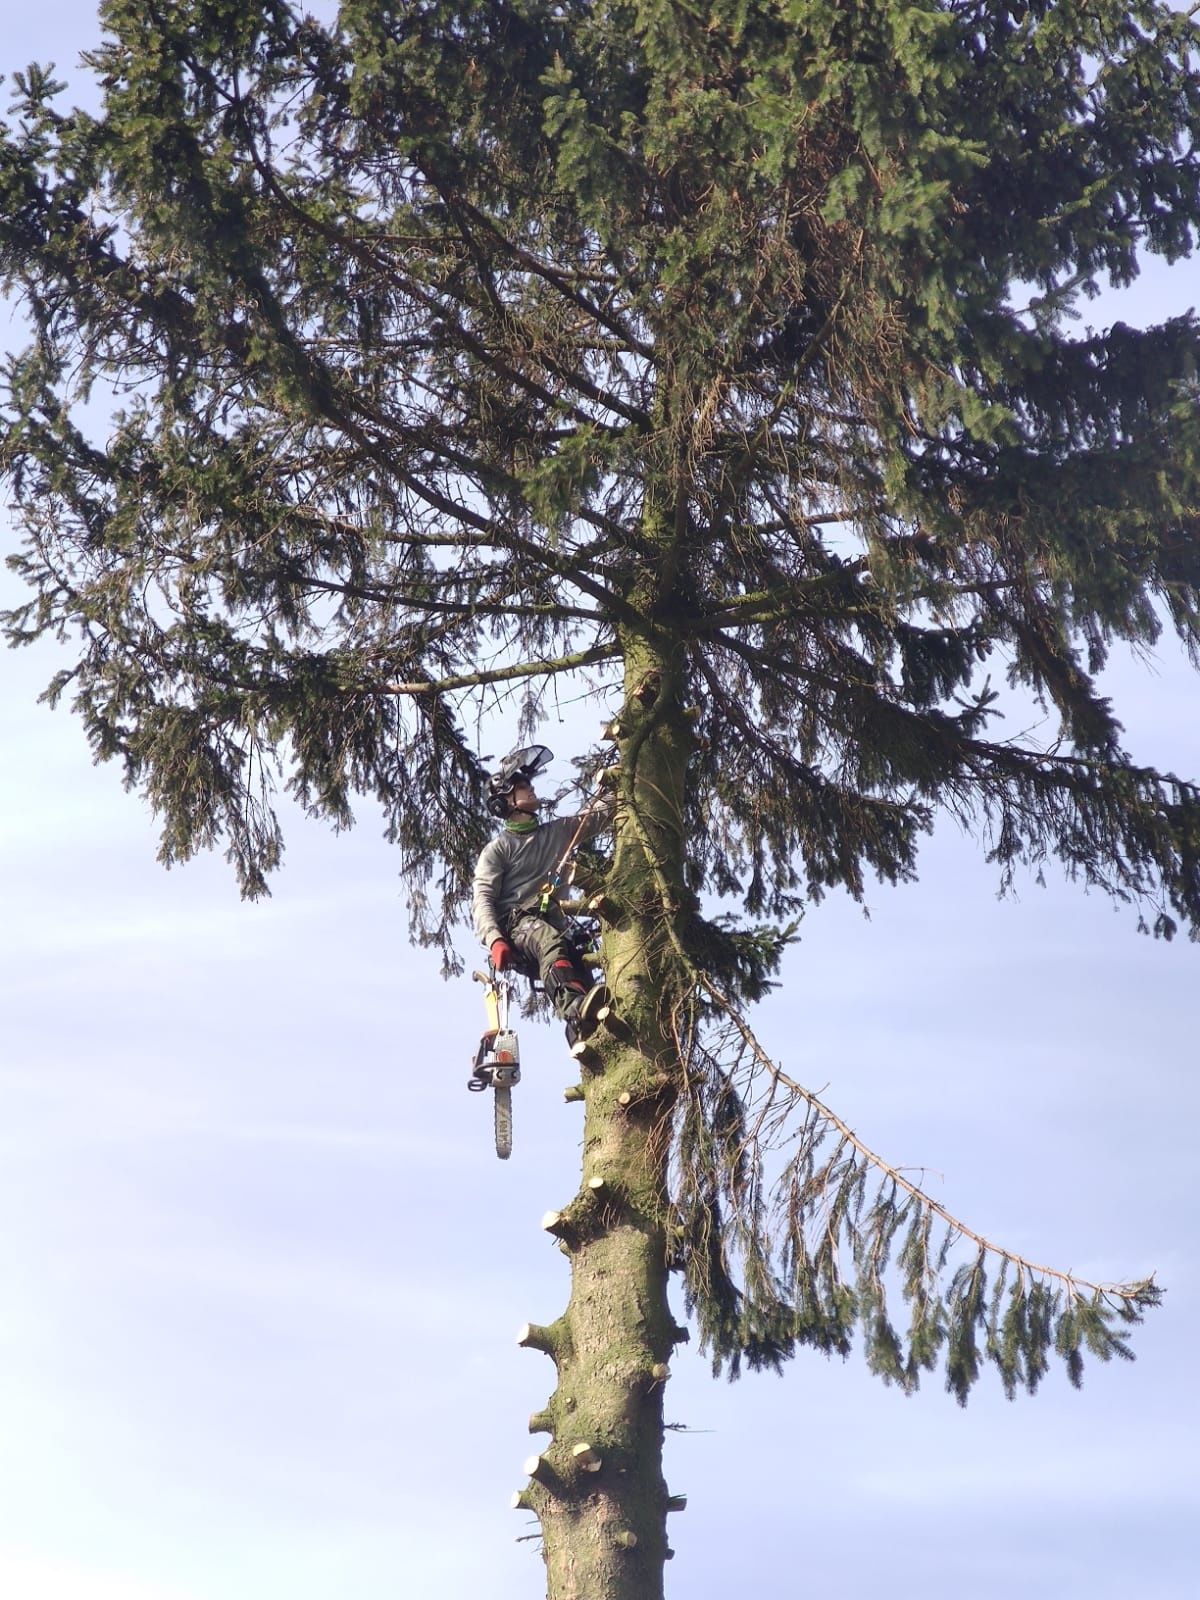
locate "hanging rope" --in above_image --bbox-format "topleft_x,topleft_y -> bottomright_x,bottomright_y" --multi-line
538,781 -> 613,914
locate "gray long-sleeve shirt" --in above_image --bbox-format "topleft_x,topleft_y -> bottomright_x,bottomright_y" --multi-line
471,802 -> 612,947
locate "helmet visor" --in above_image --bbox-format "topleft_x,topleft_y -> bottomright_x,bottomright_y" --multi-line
490,744 -> 553,793
486,745 -> 554,813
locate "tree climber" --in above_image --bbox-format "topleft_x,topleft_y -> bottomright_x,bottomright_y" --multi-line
472,745 -> 612,1039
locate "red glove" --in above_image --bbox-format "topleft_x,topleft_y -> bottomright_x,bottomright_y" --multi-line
490,938 -> 514,971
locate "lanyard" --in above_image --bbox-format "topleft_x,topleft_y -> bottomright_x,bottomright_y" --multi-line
538,786 -> 608,913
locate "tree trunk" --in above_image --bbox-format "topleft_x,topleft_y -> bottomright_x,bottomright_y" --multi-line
517,632 -> 689,1600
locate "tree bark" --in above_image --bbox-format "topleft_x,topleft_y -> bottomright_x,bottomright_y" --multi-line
518,630 -> 689,1600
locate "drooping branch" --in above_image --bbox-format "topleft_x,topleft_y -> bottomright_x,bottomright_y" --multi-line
704,973 -> 1149,1301
604,727 -> 1163,1400
672,970 -> 1161,1402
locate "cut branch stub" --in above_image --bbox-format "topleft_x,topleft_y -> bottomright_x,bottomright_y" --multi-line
616,1071 -> 675,1110
570,1441 -> 602,1473
517,1321 -> 561,1359
541,1210 -> 572,1239
630,670 -> 660,706
569,1038 -> 603,1068
599,1009 -> 630,1040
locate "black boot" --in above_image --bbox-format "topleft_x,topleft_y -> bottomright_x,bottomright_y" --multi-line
564,981 -> 611,1039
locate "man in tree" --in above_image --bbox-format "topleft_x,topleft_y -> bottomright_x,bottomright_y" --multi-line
472,744 -> 612,1039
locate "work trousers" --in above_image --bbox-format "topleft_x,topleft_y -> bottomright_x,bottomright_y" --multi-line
506,907 -> 588,1018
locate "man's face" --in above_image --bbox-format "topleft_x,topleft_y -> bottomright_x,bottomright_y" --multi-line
510,779 -> 538,814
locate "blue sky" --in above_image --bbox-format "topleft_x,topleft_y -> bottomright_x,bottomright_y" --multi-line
2,7 -> 1199,1599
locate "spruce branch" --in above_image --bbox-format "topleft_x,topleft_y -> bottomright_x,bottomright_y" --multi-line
376,643 -> 619,697
614,741 -> 1161,1398
683,971 -> 1161,1402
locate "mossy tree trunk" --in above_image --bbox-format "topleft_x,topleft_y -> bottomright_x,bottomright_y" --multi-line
517,627 -> 691,1600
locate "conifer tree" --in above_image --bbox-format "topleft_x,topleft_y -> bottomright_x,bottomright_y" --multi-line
4,3 -> 1200,1596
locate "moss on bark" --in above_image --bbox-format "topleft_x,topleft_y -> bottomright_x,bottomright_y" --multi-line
519,638 -> 691,1600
